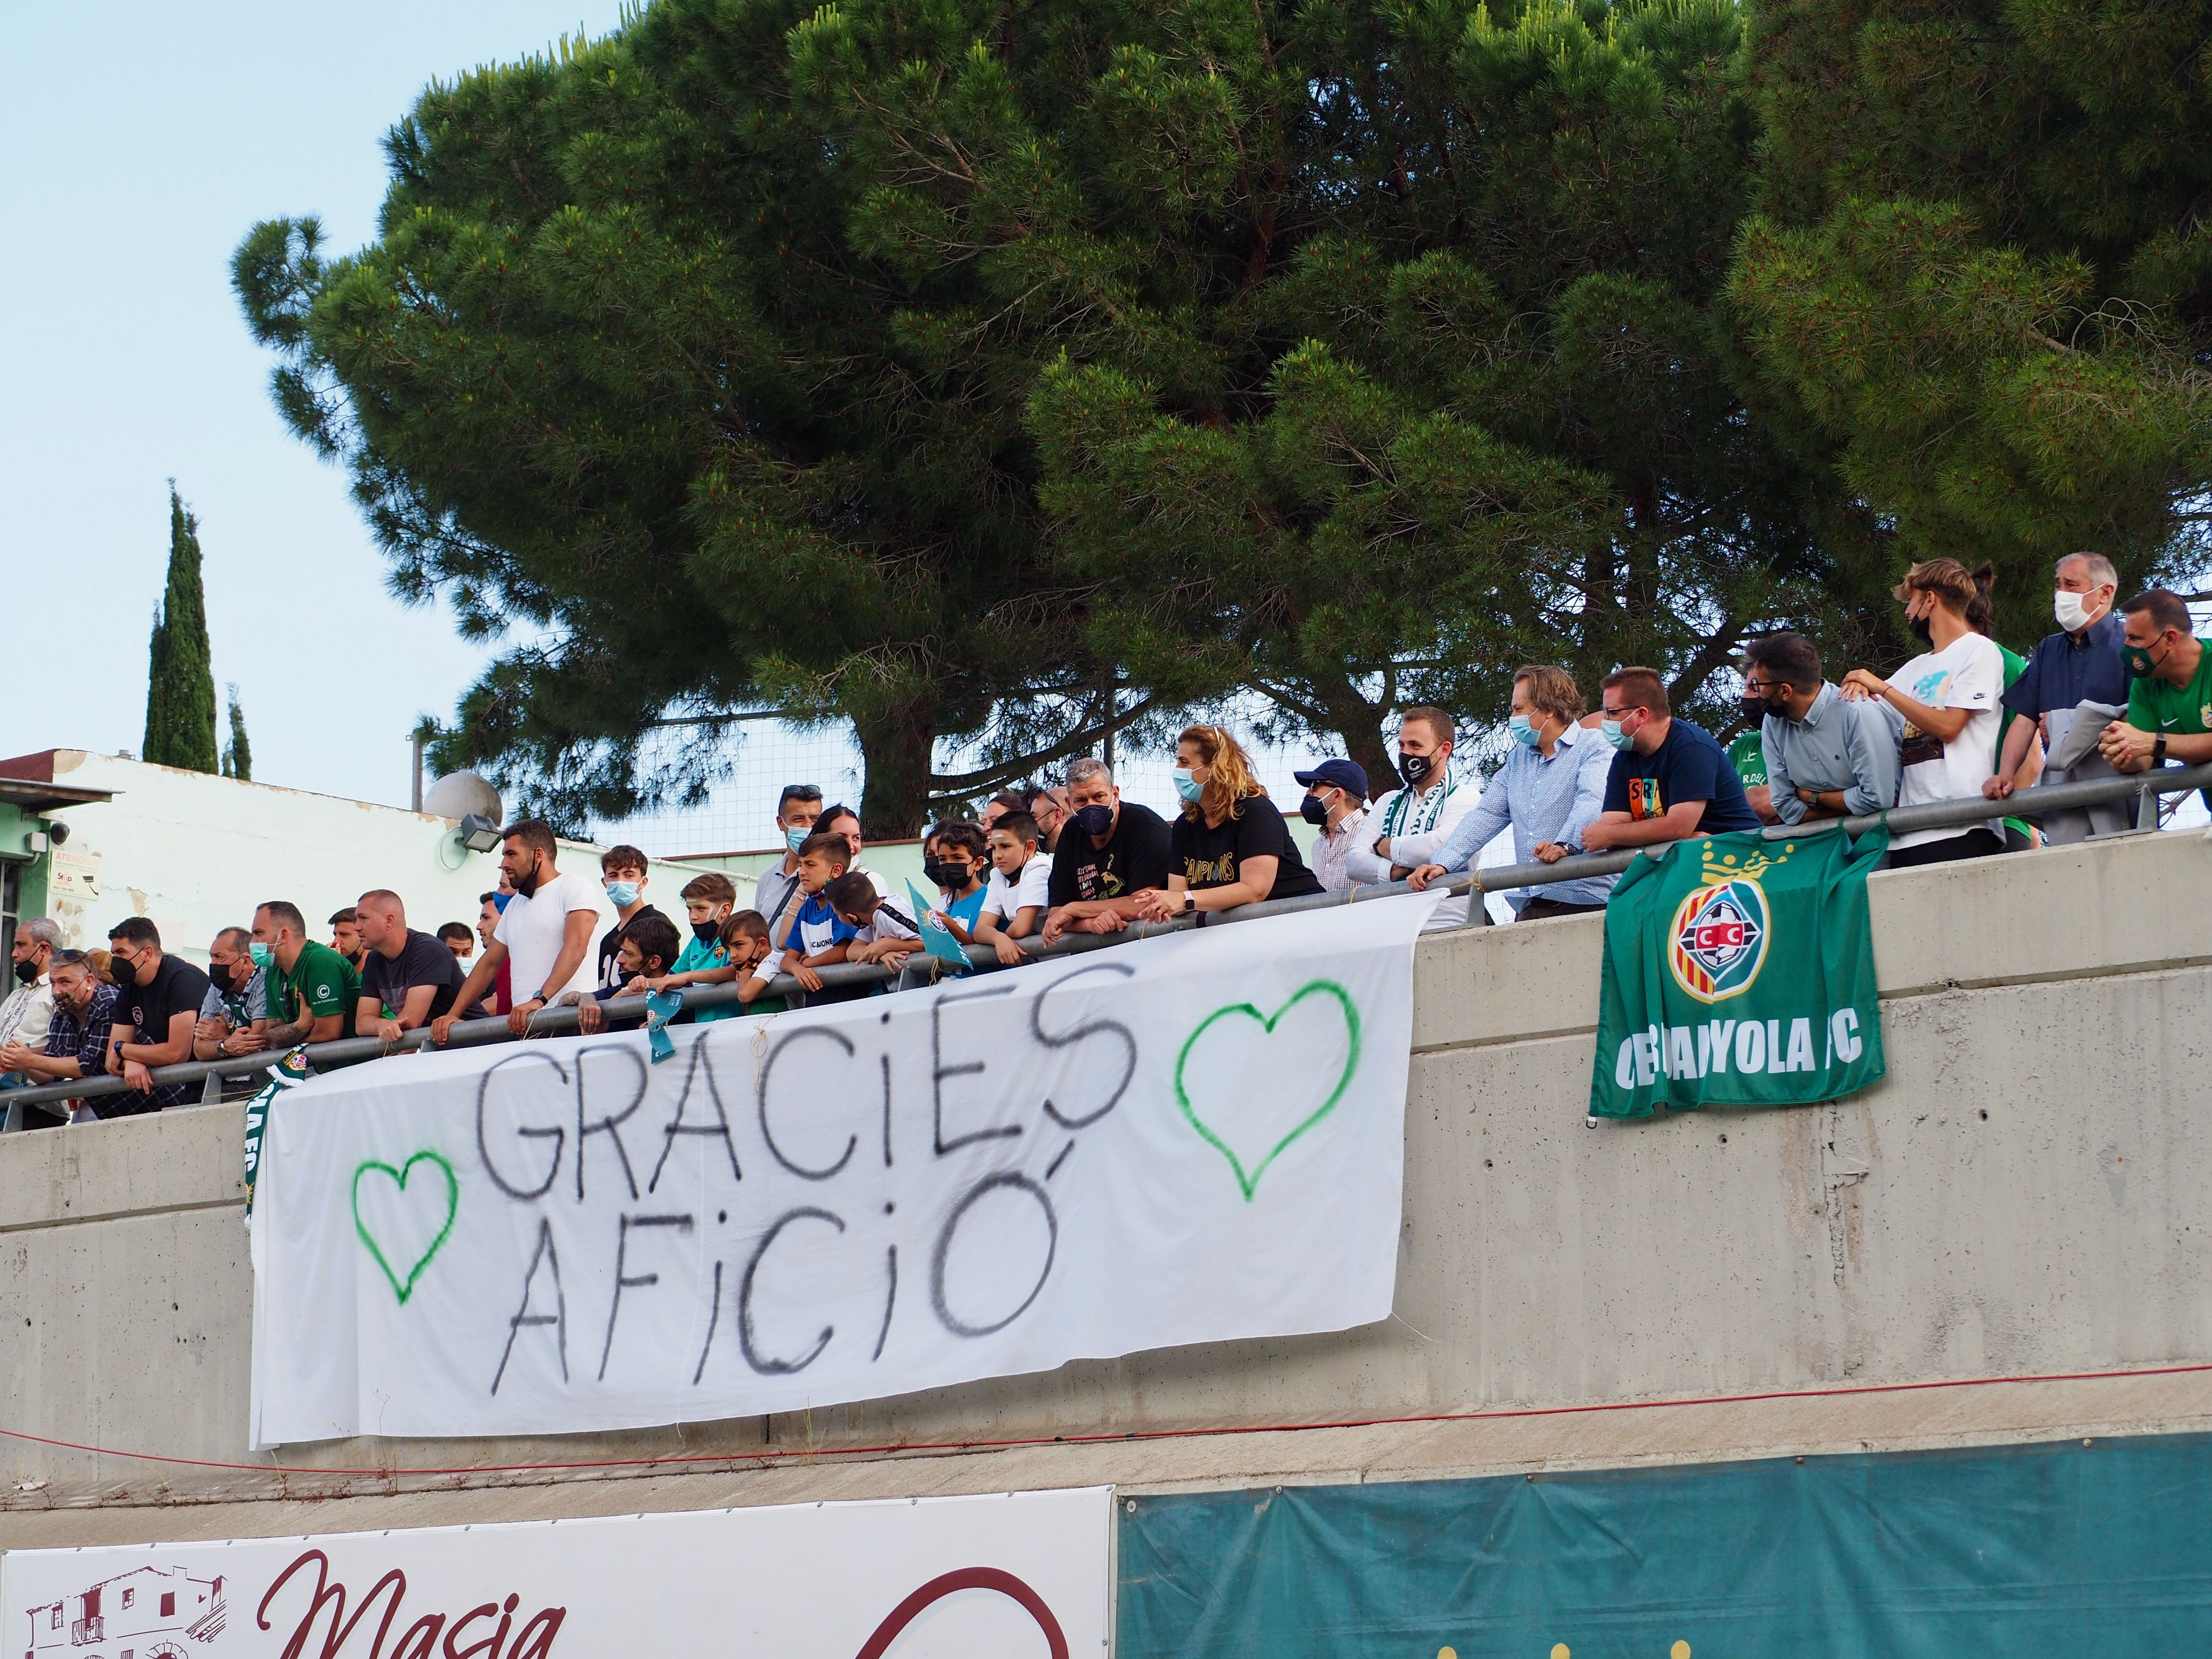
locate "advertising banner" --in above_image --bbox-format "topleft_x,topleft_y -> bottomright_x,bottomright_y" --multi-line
251,896 -> 1437,1444
0,1487 -> 1111,1659
1588,827 -> 1887,1118
1117,1437 -> 2212,1656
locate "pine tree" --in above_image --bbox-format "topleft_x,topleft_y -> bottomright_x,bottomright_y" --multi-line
1730,0 -> 2212,636
142,485 -> 219,773
221,684 -> 252,781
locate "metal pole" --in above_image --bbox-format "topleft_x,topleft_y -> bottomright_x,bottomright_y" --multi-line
1099,667 -> 1116,772
410,732 -> 425,814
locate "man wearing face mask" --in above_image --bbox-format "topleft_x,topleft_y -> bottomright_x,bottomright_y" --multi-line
1040,757 -> 1176,941
190,926 -> 269,1099
2098,589 -> 2212,804
1346,706 -> 1480,928
1982,554 -> 2129,840
751,784 -> 826,942
1409,666 -> 1617,919
433,820 -> 604,1043
0,920 -> 60,1105
0,950 -> 117,1125
99,916 -> 212,1116
1291,758 -> 1370,894
1743,633 -> 1903,827
594,844 -> 669,994
1583,667 -> 1762,854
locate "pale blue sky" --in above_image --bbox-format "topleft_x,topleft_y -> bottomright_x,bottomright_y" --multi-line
0,1 -> 626,807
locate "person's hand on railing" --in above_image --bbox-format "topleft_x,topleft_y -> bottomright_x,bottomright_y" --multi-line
373,1016 -> 406,1045
1406,863 -> 1448,892
427,1010 -> 465,1046
1078,911 -> 1129,935
2097,719 -> 2157,772
1982,774 -> 2015,801
991,932 -> 1029,966
1532,841 -> 1571,863
577,999 -> 606,1035
792,962 -> 826,993
1132,888 -> 1181,923
122,1059 -> 154,1093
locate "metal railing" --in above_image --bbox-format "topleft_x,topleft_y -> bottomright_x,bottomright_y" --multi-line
9,761 -> 2208,1115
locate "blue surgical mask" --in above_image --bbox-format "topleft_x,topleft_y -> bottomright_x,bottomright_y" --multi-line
1600,717 -> 1634,752
603,880 -> 640,908
785,825 -> 810,853
1508,714 -> 1539,747
1172,768 -> 1204,804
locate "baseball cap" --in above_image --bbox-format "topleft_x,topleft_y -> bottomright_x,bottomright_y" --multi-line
1293,757 -> 1369,799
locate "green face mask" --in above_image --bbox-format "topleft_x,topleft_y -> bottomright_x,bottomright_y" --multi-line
2125,642 -> 2162,679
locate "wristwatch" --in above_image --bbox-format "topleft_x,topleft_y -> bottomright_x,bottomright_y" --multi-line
1182,892 -> 1197,914
2154,734 -> 2168,762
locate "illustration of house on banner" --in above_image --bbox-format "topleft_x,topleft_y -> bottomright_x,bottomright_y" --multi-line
21,1565 -> 225,1657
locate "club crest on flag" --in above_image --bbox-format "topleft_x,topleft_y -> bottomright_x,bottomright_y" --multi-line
1668,877 -> 1769,1002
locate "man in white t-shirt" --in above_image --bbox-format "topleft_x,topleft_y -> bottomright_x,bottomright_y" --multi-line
1841,558 -> 2006,866
432,820 -> 604,1040
974,811 -> 1053,965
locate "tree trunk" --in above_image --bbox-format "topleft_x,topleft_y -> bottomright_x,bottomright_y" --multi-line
1307,672 -> 1396,803
851,694 -> 938,839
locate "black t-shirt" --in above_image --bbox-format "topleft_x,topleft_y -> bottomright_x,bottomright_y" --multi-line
127,953 -> 213,1046
360,929 -> 467,1023
598,904 -> 672,991
1601,717 -> 1762,834
1048,801 -> 1175,907
1168,794 -> 1325,900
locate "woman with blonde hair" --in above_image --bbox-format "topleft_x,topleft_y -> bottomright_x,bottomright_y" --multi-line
1841,556 -> 2008,866
1135,725 -> 1324,920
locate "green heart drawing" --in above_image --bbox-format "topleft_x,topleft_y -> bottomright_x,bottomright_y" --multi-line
352,1150 -> 459,1305
1175,980 -> 1362,1201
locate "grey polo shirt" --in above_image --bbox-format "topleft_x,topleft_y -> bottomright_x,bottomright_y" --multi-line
1762,682 -> 1905,825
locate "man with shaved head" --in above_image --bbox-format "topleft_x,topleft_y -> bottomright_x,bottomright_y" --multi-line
355,889 -> 466,1045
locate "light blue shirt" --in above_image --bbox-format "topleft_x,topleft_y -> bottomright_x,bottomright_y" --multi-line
1428,721 -> 1616,911
1762,682 -> 1904,825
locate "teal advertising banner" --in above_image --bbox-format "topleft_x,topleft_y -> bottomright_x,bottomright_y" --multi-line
1589,826 -> 1888,1118
1118,1434 -> 2212,1657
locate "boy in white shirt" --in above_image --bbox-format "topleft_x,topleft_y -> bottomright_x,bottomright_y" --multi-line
1841,557 -> 2006,866
828,873 -> 924,970
974,812 -> 1051,965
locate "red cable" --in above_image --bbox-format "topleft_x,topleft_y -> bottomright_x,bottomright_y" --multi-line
7,1360 -> 2208,1483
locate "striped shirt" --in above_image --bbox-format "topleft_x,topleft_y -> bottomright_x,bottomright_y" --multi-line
1427,722 -> 1617,912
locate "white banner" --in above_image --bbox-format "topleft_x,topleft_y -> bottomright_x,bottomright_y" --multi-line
251,896 -> 1438,1443
0,1487 -> 1112,1659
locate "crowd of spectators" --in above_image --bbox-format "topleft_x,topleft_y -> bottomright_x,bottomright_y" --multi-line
0,562 -> 2201,1121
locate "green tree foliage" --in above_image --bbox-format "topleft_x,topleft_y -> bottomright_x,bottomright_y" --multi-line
222,683 -> 252,781
1731,0 -> 2212,641
794,0 -> 1862,764
233,7 -> 1100,836
143,485 -> 219,774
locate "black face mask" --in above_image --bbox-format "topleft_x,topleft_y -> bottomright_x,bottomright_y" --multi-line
12,958 -> 37,986
1299,792 -> 1332,826
109,953 -> 138,989
1072,803 -> 1115,839
692,918 -> 722,944
1397,751 -> 1434,788
1909,614 -> 1933,646
924,858 -> 970,890
513,856 -> 543,900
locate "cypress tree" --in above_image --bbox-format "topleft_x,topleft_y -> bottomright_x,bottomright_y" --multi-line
143,485 -> 220,773
222,683 -> 252,781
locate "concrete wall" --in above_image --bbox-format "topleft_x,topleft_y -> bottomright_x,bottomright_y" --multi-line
1,828 -> 2207,1538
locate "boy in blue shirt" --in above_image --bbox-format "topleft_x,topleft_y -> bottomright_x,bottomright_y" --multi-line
922,820 -> 991,942
774,832 -> 859,995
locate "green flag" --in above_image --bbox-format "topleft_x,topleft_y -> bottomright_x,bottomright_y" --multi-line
1589,826 -> 1889,1119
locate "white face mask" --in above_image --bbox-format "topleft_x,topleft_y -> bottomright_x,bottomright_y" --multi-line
2054,589 -> 2092,633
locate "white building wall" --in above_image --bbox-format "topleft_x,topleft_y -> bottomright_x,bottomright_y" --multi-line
31,751 -> 700,965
